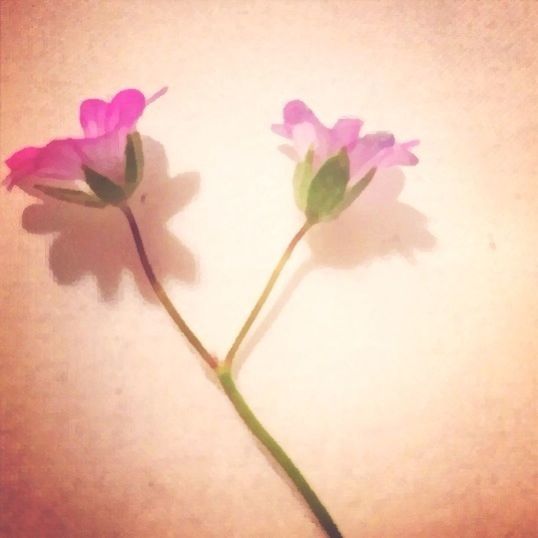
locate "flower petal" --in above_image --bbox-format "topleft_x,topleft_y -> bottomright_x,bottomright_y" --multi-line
4,139 -> 82,189
274,102 -> 365,167
291,123 -> 319,159
73,130 -> 128,184
349,134 -> 419,179
378,140 -> 419,168
5,87 -> 165,195
348,132 -> 395,177
283,100 -> 317,125
4,146 -> 41,188
273,100 -> 335,163
330,118 -> 363,152
35,139 -> 83,179
106,89 -> 146,133
79,99 -> 108,138
273,100 -> 322,139
79,89 -> 146,138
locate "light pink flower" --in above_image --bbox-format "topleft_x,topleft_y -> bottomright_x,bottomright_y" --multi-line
4,87 -> 167,190
272,100 -> 419,181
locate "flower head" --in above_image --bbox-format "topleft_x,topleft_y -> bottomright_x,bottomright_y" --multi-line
272,100 -> 419,220
4,87 -> 167,205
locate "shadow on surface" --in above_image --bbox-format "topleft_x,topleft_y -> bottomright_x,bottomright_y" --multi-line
232,168 -> 436,374
21,136 -> 198,302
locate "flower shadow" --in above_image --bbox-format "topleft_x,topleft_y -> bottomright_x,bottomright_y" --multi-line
21,136 -> 198,302
307,167 -> 435,267
233,168 -> 436,374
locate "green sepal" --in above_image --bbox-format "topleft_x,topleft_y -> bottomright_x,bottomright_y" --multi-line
332,167 -> 376,216
34,184 -> 106,208
83,165 -> 126,205
305,149 -> 350,221
124,132 -> 144,193
292,149 -> 314,211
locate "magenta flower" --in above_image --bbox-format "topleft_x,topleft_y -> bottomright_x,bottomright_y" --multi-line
4,87 -> 167,203
272,100 -> 419,220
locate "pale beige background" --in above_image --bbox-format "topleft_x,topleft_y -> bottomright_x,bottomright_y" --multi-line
1,1 -> 537,537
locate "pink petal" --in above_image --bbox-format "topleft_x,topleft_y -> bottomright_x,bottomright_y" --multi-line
79,89 -> 145,138
106,89 -> 146,132
73,129 -> 128,184
348,132 -> 395,177
5,86 -> 166,193
378,140 -> 419,168
283,100 -> 317,125
273,100 -> 322,139
35,139 -> 82,179
273,100 -> 420,188
330,118 -> 363,152
291,123 -> 319,159
4,139 -> 82,189
4,146 -> 41,188
274,101 -> 364,167
79,99 -> 108,137
5,145 -> 41,169
349,134 -> 419,180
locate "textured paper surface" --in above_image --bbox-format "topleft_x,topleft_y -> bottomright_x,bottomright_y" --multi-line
1,1 -> 537,536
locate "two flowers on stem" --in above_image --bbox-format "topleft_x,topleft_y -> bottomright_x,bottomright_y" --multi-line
4,88 -> 418,538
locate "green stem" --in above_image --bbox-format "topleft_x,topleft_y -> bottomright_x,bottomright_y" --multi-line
217,364 -> 343,538
121,204 -> 217,370
122,204 -> 341,535
225,219 -> 315,366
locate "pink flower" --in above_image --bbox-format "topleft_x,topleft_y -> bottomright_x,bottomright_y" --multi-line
272,100 -> 418,181
4,87 -> 167,191
272,100 -> 419,220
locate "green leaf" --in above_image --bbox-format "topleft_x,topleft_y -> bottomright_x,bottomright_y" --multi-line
83,165 -> 126,204
292,149 -> 314,211
334,167 -> 376,215
34,184 -> 106,208
306,149 -> 350,220
124,132 -> 144,188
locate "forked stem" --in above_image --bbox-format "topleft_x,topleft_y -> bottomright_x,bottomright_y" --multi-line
122,205 -> 342,536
